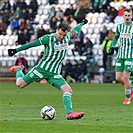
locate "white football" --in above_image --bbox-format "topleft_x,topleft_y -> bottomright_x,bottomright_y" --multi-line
40,105 -> 56,120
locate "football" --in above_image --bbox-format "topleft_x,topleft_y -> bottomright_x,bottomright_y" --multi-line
40,105 -> 56,120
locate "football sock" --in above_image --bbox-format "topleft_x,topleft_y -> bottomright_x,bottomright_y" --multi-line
125,89 -> 131,99
63,92 -> 72,114
16,68 -> 24,81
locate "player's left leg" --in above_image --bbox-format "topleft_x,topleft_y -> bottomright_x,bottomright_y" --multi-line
48,76 -> 85,120
60,84 -> 85,120
123,70 -> 131,104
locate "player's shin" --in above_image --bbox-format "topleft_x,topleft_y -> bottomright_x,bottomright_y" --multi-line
63,92 -> 72,114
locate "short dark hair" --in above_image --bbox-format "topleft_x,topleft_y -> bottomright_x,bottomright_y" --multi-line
124,8 -> 132,13
57,23 -> 70,32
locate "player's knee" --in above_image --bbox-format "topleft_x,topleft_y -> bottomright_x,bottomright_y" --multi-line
123,76 -> 128,82
115,76 -> 121,81
16,79 -> 26,89
16,82 -> 24,89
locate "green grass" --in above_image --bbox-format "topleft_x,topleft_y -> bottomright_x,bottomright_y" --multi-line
0,82 -> 133,133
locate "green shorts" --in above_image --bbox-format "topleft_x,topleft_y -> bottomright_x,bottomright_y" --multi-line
23,66 -> 67,90
115,58 -> 132,72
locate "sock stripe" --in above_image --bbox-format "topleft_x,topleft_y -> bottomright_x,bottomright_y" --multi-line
125,89 -> 131,94
16,77 -> 22,84
63,92 -> 72,97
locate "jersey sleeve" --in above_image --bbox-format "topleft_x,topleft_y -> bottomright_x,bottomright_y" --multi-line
115,24 -> 120,36
68,22 -> 84,38
39,34 -> 49,45
112,25 -> 120,47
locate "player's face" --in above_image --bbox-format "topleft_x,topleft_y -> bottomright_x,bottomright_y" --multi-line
56,29 -> 68,42
123,11 -> 132,25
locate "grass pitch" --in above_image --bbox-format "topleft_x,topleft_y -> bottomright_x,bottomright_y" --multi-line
0,82 -> 132,133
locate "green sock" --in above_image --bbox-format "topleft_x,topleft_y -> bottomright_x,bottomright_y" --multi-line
125,89 -> 131,99
63,92 -> 72,114
16,68 -> 24,81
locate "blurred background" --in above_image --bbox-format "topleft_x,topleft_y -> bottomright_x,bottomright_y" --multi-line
0,0 -> 132,83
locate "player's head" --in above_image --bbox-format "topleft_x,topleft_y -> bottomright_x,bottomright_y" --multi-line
56,23 -> 70,41
123,8 -> 132,25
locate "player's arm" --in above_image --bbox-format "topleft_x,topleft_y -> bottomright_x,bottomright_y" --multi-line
69,19 -> 88,38
109,25 -> 120,55
8,39 -> 41,56
8,35 -> 49,56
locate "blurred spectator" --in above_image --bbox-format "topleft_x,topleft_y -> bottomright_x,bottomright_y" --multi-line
107,30 -> 114,40
62,59 -> 73,80
72,30 -> 84,55
36,25 -> 47,38
83,37 -> 93,52
109,7 -> 118,22
129,5 -> 133,12
23,28 -> 31,43
49,17 -> 57,31
74,5 -> 86,23
16,29 -> 25,45
25,19 -> 34,34
56,16 -> 63,27
10,7 -> 20,20
19,18 -> 26,31
78,59 -> 89,83
71,60 -> 80,82
64,4 -> 75,19
62,16 -> 70,26
100,25 -> 109,44
12,1 -> 18,11
0,19 -> 7,35
117,5 -> 124,16
17,0 -> 28,11
101,36 -> 112,70
27,8 -> 35,21
35,51 -> 44,65
48,6 -> 56,21
69,15 -> 77,29
103,5 -> 112,23
114,6 -> 125,24
93,0 -> 109,13
0,0 -> 11,11
84,47 -> 94,67
79,0 -> 91,14
49,0 -> 58,5
9,18 -> 19,32
28,0 -> 38,14
15,53 -> 29,74
55,7 -> 64,20
2,9 -> 10,25
19,9 -> 28,20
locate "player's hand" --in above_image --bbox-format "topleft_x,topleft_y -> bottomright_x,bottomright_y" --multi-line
108,47 -> 114,55
8,49 -> 16,56
82,19 -> 88,25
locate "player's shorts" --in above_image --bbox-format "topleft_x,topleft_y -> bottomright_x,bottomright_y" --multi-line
115,58 -> 132,72
23,66 -> 67,90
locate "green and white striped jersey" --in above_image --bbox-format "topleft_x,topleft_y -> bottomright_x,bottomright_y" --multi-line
115,22 -> 133,59
37,32 -> 72,74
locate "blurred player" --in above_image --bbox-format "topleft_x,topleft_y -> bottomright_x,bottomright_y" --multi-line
109,8 -> 133,104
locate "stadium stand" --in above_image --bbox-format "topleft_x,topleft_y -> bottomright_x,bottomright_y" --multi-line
0,0 -> 132,82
